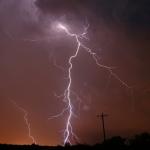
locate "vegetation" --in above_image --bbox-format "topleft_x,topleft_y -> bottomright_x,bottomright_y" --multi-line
0,132 -> 150,150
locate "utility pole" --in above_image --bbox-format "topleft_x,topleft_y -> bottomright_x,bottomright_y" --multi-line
97,112 -> 108,142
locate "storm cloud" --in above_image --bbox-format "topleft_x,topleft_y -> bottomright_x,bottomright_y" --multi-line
35,0 -> 150,29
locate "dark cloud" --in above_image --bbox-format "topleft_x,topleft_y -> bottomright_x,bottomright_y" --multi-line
35,0 -> 150,29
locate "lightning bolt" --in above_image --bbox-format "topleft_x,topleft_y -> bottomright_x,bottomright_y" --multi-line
50,22 -> 131,145
10,100 -> 36,144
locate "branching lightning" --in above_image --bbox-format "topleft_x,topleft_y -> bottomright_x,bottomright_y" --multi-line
10,100 -> 36,144
49,22 -> 131,145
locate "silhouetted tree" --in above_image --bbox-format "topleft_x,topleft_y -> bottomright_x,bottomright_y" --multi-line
102,136 -> 126,149
130,132 -> 150,149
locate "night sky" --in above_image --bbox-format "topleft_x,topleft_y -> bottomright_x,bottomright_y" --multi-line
0,0 -> 150,146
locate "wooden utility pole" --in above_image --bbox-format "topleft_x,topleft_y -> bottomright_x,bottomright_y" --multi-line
97,112 -> 108,142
